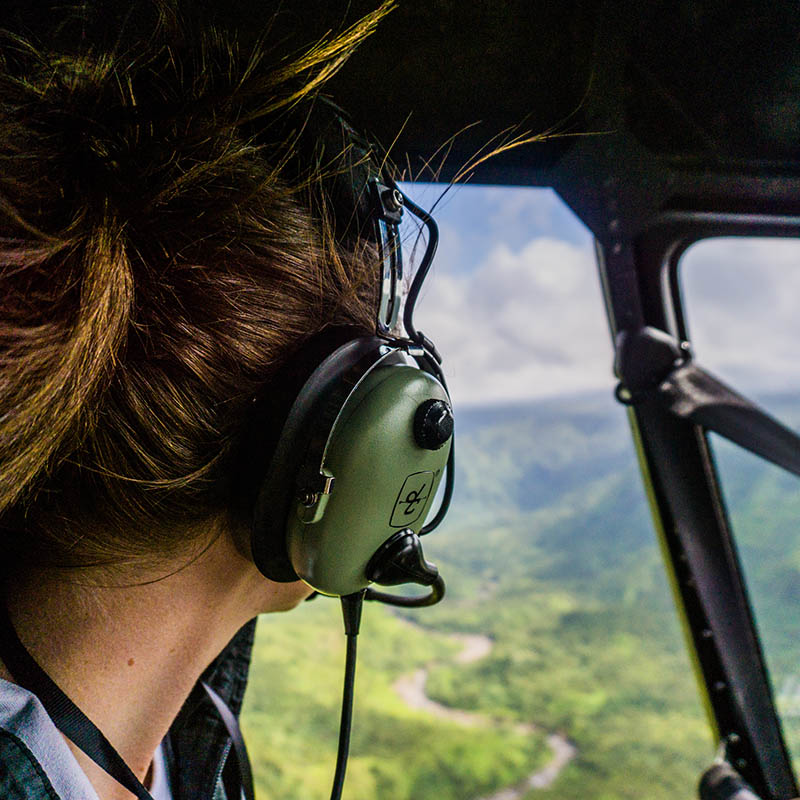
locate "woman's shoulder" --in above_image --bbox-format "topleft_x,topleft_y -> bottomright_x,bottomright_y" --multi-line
0,729 -> 61,799
0,679 -> 99,799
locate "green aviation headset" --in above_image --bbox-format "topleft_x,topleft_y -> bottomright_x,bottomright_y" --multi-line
247,115 -> 454,608
240,107 -> 457,800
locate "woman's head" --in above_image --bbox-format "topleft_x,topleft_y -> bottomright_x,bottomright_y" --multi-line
0,1 -> 392,574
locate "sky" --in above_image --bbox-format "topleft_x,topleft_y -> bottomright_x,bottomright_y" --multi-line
682,237 -> 800,402
400,183 -> 612,407
399,182 -> 800,410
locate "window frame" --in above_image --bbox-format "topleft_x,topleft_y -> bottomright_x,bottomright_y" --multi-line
596,212 -> 800,800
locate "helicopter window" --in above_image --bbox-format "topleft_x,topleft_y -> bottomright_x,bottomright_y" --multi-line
681,236 -> 800,775
240,185 -> 712,800
680,237 -> 800,413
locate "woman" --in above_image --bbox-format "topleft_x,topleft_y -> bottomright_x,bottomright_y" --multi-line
0,2 -> 396,797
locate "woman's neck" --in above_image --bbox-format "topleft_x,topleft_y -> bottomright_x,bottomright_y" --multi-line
1,531 -> 309,800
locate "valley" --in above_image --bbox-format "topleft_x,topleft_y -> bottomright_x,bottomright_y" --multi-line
241,391 -> 800,798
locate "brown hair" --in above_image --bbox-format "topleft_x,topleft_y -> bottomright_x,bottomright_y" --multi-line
0,1 -> 392,571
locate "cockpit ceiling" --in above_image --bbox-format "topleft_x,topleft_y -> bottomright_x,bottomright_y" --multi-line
271,1 -> 800,186
7,1 -> 800,199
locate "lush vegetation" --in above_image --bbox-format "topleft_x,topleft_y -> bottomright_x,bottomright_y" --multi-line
241,392 -> 800,799
242,600 -> 549,799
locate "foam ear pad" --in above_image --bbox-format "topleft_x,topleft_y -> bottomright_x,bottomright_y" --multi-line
250,336 -> 393,582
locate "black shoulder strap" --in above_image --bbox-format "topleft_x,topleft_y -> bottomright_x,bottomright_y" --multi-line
201,681 -> 254,800
0,603 -> 254,800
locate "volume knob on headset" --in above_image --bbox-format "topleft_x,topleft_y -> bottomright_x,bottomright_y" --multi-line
413,399 -> 454,450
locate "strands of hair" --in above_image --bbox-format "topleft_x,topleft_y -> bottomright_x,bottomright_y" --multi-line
0,1 -> 394,572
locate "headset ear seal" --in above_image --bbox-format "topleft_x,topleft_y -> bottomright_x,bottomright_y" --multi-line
249,336 -> 391,583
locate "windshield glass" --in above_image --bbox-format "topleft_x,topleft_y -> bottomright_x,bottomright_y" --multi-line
682,236 -> 800,776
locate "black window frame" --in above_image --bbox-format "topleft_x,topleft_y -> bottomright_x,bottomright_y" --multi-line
597,212 -> 800,800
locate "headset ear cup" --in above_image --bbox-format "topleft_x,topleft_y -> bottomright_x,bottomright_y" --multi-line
285,361 -> 452,596
249,337 -> 390,582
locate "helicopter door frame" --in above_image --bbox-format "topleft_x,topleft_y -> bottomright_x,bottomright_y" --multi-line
596,212 -> 800,800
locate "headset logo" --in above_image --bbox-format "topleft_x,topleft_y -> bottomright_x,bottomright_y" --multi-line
390,472 -> 434,528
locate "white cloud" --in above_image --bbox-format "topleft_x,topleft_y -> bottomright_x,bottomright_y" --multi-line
414,233 -> 616,407
681,237 -> 800,398
397,185 -> 800,409
483,186 -> 568,238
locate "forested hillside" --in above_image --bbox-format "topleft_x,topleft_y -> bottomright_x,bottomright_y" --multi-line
241,392 -> 800,799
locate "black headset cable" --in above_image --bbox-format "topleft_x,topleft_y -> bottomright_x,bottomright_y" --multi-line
365,575 -> 445,607
387,184 -> 455,539
330,590 -> 365,800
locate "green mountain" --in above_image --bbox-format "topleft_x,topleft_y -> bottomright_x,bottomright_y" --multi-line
241,391 -> 800,799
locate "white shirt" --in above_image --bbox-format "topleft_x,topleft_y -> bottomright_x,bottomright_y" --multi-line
148,741 -> 173,800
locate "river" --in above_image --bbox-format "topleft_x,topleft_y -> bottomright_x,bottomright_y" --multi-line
392,626 -> 577,799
